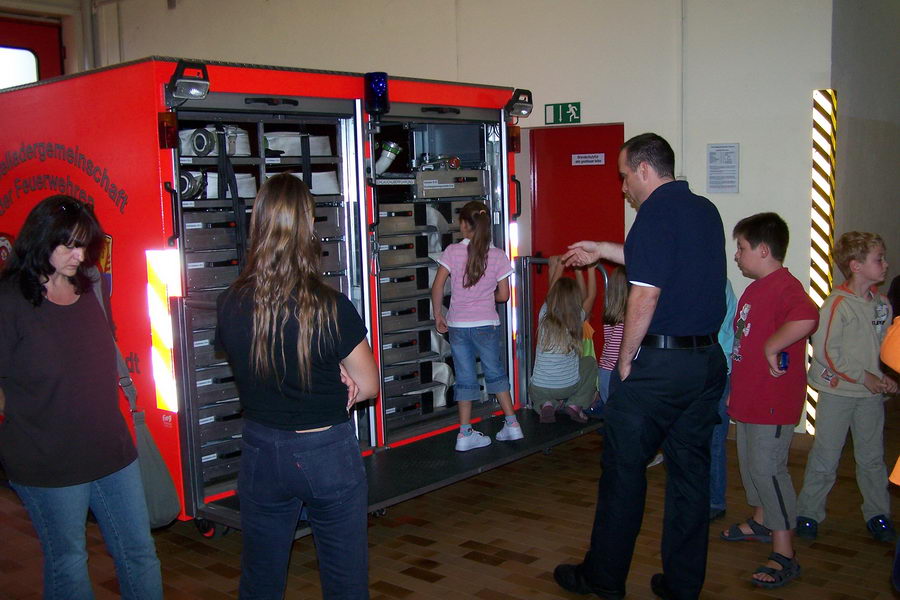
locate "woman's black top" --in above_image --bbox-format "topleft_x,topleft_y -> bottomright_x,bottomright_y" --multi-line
0,279 -> 136,487
216,287 -> 368,430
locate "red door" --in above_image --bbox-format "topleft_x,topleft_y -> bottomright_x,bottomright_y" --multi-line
529,123 -> 624,356
0,16 -> 63,81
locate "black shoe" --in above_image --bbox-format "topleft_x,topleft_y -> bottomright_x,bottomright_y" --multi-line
795,516 -> 818,540
709,507 -> 726,522
650,573 -> 674,599
867,514 -> 898,543
553,564 -> 625,599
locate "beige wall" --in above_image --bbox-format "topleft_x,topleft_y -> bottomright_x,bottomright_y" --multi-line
682,0 -> 832,295
831,0 -> 900,289
4,0 -> 853,298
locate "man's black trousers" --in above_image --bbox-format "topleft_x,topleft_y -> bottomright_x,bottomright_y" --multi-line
582,344 -> 727,600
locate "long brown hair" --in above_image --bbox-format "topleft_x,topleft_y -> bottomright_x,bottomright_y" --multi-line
231,173 -> 337,386
538,277 -> 583,354
459,200 -> 491,288
603,266 -> 628,326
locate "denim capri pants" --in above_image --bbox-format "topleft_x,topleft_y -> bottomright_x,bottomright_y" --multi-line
448,325 -> 509,402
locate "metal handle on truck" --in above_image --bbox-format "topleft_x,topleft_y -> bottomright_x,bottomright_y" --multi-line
511,175 -> 522,219
165,182 -> 179,247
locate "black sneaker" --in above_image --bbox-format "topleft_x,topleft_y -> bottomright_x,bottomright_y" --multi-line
795,516 -> 818,540
650,573 -> 675,599
866,514 -> 897,543
553,564 -> 625,599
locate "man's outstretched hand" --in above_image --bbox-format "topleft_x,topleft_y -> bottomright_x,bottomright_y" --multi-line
562,241 -> 602,267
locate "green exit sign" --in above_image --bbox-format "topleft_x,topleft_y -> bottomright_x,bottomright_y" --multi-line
545,102 -> 581,124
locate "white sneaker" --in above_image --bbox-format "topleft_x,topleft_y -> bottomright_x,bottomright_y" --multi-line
496,422 -> 524,442
455,431 -> 492,452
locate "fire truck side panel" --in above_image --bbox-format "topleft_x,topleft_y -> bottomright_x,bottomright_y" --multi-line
0,58 -> 549,534
0,61 -> 188,505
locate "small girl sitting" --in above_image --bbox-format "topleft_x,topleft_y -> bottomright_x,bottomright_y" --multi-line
529,255 -> 597,423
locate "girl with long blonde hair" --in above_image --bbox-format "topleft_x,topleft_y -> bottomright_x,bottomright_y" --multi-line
431,200 -> 520,451
529,255 -> 597,423
216,173 -> 378,598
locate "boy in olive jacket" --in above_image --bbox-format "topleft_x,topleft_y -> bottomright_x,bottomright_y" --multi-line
797,231 -> 898,542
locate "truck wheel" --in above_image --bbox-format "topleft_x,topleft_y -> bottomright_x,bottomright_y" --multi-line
194,518 -> 229,539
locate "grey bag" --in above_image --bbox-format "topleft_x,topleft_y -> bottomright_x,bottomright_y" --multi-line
129,404 -> 181,528
91,271 -> 180,528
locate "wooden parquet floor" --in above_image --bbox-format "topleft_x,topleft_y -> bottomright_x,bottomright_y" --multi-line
1,401 -> 898,599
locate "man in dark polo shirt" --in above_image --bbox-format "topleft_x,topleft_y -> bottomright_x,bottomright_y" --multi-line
556,133 -> 727,600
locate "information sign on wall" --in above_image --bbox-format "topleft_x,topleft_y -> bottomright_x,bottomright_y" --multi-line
707,143 -> 740,193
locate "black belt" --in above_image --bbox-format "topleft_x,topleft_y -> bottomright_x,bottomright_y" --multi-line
641,334 -> 717,349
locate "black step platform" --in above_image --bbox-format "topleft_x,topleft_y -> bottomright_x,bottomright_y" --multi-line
200,408 -> 602,535
366,408 -> 603,512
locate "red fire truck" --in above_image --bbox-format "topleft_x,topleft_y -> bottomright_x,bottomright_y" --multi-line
0,57 -> 598,536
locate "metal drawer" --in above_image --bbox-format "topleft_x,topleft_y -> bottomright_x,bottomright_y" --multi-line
414,169 -> 487,199
182,210 -> 238,251
378,266 -> 432,300
314,202 -> 345,238
189,328 -> 226,370
383,387 -> 447,424
377,202 -> 427,234
194,364 -> 238,406
382,361 -> 434,397
378,233 -> 432,268
197,400 -> 243,443
190,305 -> 219,330
185,249 -> 240,290
199,438 -> 242,483
381,328 -> 445,364
380,297 -> 432,332
320,240 -> 346,273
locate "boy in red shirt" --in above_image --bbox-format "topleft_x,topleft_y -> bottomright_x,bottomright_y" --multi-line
719,213 -> 819,589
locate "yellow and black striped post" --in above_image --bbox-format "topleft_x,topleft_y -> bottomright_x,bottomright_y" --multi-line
805,89 -> 837,433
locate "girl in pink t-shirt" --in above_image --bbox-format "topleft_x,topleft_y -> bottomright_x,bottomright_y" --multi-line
431,201 -> 520,452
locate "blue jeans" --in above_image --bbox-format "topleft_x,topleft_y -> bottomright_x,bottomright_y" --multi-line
709,377 -> 731,511
239,419 -> 369,599
599,367 -> 613,403
10,459 -> 162,600
448,325 -> 509,402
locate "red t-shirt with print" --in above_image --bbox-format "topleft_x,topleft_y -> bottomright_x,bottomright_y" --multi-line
729,268 -> 819,425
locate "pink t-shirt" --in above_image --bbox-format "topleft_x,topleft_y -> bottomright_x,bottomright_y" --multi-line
436,239 -> 514,327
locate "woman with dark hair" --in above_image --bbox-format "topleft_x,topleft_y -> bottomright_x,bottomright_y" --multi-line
0,195 -> 162,599
216,173 -> 378,598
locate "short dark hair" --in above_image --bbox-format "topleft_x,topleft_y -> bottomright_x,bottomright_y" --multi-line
621,133 -> 675,179
732,212 -> 789,262
0,195 -> 105,305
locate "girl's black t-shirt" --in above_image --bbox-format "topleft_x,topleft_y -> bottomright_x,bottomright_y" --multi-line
0,280 -> 137,487
216,286 -> 368,430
